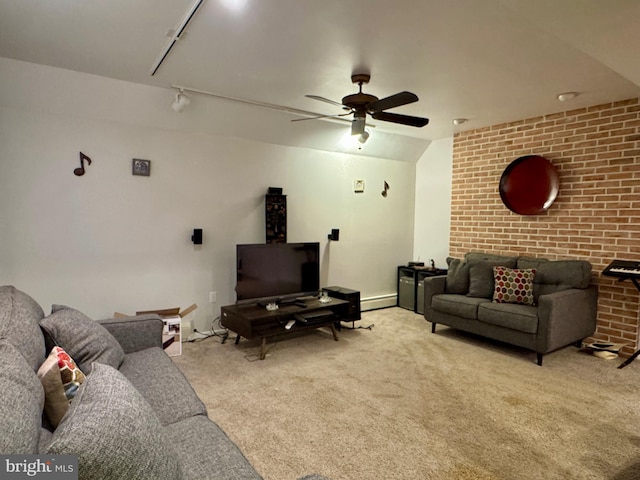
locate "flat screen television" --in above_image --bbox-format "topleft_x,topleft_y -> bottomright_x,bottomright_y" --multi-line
235,242 -> 320,304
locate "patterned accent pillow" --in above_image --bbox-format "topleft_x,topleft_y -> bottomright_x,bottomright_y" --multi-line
493,266 -> 537,305
37,346 -> 86,428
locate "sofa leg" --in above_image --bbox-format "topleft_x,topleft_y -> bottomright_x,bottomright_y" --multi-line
431,322 -> 436,333
536,353 -> 543,366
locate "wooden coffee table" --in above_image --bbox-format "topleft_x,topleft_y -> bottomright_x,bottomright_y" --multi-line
221,298 -> 349,359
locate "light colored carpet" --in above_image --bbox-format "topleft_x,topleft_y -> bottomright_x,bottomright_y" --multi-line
172,307 -> 640,480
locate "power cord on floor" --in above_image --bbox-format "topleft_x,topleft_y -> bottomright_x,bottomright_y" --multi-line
187,316 -> 229,343
188,329 -> 214,342
339,322 -> 374,330
244,341 -> 278,362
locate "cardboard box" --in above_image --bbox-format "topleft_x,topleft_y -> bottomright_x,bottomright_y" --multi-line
160,316 -> 182,357
134,304 -> 198,319
114,304 -> 197,357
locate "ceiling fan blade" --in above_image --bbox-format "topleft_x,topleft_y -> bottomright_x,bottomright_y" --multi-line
351,116 -> 366,136
371,111 -> 429,127
305,95 -> 346,108
291,112 -> 352,122
368,91 -> 418,113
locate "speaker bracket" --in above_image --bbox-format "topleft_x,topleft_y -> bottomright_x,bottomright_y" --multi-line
191,228 -> 203,245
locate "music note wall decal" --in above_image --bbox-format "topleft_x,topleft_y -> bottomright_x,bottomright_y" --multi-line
73,152 -> 92,176
381,180 -> 390,197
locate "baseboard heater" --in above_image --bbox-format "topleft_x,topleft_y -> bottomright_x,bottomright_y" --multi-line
361,293 -> 397,312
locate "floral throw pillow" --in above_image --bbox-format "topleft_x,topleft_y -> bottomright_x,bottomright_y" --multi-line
493,266 -> 536,306
37,346 -> 86,428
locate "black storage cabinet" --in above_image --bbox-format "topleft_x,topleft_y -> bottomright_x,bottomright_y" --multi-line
397,266 -> 447,313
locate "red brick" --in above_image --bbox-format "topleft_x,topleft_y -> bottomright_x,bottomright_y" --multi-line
451,96 -> 640,354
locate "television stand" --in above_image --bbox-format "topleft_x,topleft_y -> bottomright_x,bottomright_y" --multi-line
221,298 -> 349,359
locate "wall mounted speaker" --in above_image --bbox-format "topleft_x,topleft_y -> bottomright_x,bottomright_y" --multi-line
328,228 -> 340,241
192,228 -> 203,245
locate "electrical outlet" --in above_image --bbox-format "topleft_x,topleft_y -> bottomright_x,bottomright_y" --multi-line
209,291 -> 217,303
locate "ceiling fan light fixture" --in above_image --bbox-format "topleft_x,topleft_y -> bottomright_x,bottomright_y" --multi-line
358,130 -> 370,144
341,129 -> 368,150
172,91 -> 190,112
351,112 -> 366,136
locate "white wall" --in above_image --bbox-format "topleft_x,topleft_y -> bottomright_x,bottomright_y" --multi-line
413,137 -> 453,269
0,59 -> 416,331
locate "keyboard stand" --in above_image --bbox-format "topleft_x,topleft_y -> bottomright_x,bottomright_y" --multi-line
619,348 -> 640,369
625,277 -> 640,292
617,277 -> 640,369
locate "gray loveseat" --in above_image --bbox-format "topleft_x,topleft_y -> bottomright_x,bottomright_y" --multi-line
423,253 -> 598,365
0,285 -> 327,480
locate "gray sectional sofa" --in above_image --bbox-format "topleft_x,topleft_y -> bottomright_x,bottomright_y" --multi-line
0,285 -> 327,480
423,252 -> 598,365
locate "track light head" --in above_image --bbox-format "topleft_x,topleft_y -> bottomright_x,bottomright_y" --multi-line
172,91 -> 190,112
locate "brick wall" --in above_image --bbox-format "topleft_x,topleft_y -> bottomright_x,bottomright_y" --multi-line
451,97 -> 640,355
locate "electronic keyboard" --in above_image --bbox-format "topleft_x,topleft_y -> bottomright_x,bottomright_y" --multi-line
602,260 -> 640,279
603,260 -> 640,369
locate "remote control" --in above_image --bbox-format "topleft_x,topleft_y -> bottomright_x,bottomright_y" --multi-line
285,320 -> 295,330
294,300 -> 307,308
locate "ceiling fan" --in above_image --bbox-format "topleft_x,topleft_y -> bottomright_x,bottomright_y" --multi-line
299,74 -> 429,136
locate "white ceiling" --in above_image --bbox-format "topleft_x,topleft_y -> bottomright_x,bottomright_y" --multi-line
1,0 -> 639,160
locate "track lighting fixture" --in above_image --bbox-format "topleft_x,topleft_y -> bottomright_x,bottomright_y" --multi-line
171,90 -> 190,113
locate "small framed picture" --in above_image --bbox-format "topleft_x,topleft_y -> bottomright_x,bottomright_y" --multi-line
132,159 -> 151,176
354,179 -> 365,193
